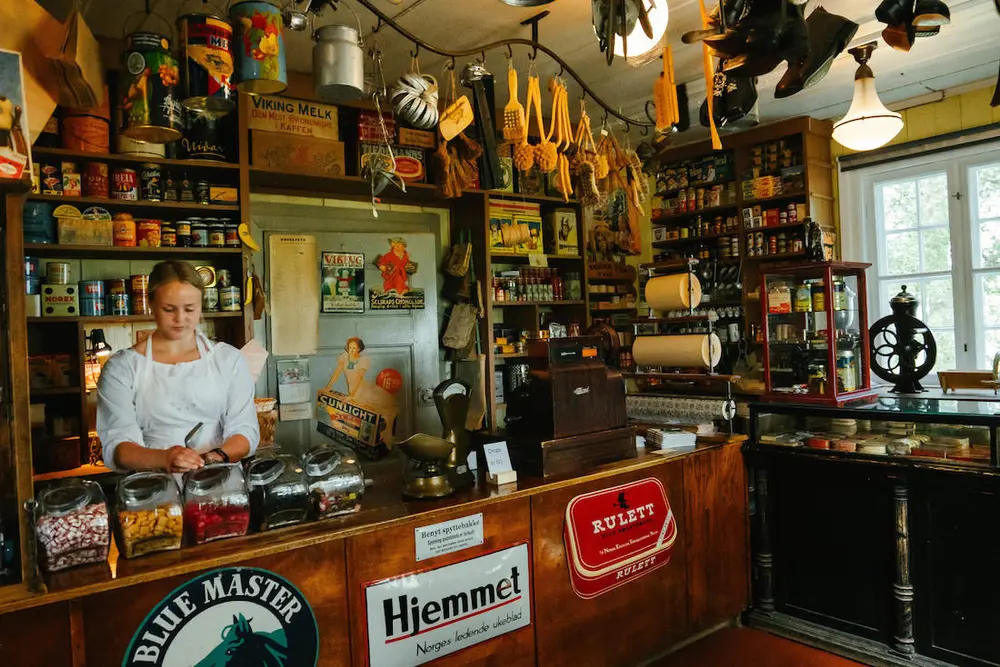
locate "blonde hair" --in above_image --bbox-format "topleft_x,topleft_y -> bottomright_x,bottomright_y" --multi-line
148,260 -> 205,301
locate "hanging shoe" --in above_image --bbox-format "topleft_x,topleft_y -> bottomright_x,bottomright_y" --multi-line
727,3 -> 807,78
774,6 -> 858,98
913,0 -> 950,26
914,25 -> 940,36
876,0 -> 915,26
882,22 -> 915,51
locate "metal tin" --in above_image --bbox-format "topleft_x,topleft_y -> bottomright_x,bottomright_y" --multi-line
46,262 -> 71,285
163,171 -> 178,201
191,220 -> 208,247
139,163 -> 162,201
219,286 -> 241,311
26,276 -> 41,295
224,222 -> 240,247
80,291 -> 106,317
113,213 -> 137,247
131,292 -> 150,316
82,162 -> 109,197
25,256 -> 39,277
195,180 -> 211,204
203,286 -> 220,311
108,291 -> 131,316
130,274 -> 150,294
176,219 -> 192,246
119,32 -> 184,143
836,350 -> 858,393
216,269 -> 232,288
80,280 -> 105,299
106,278 -> 128,294
40,162 -> 62,195
23,202 -> 56,244
177,13 -> 236,112
161,222 -> 177,247
112,168 -> 139,200
137,220 -> 161,247
183,109 -> 231,161
810,281 -> 826,312
229,1 -> 287,95
208,221 -> 225,247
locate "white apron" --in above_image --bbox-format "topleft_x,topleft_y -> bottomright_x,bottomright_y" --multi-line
134,330 -> 227,457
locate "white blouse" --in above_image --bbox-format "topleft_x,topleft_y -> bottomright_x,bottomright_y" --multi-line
96,338 -> 259,471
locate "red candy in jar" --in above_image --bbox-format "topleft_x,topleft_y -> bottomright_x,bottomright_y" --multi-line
182,464 -> 250,545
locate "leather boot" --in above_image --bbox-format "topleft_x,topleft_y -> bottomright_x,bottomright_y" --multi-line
883,22 -> 916,50
912,0 -> 950,26
876,0 -> 915,25
774,6 -> 858,98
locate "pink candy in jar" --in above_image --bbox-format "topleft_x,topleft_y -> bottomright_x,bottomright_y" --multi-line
34,480 -> 110,572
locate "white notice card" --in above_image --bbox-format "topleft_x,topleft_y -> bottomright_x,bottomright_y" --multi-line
414,513 -> 484,562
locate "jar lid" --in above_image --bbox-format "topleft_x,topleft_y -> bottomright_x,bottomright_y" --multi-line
891,285 -> 917,305
304,447 -> 340,478
248,457 -> 286,487
185,464 -> 231,494
113,213 -> 134,221
40,481 -> 90,516
120,471 -> 171,504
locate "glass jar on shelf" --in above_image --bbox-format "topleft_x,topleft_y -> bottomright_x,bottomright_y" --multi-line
182,464 -> 251,545
116,471 -> 183,559
34,479 -> 110,572
304,445 -> 365,519
248,454 -> 310,531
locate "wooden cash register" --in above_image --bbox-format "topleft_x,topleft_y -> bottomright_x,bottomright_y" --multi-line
504,336 -> 635,477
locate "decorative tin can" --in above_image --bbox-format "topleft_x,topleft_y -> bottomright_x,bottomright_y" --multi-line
203,286 -> 220,311
106,278 -> 128,295
161,222 -> 177,247
219,286 -> 241,311
40,163 -> 62,195
139,163 -> 162,201
224,221 -> 240,247
208,219 -> 225,247
112,168 -> 139,200
119,31 -> 184,143
130,274 -> 150,294
80,280 -> 106,317
25,256 -> 40,277
183,109 -> 231,161
108,291 -> 131,316
191,219 -> 208,247
216,269 -> 232,288
26,276 -> 42,295
23,201 -> 56,244
82,162 -> 110,197
137,220 -> 161,247
177,13 -> 236,112
176,219 -> 192,247
195,180 -> 211,204
46,262 -> 71,285
229,1 -> 287,95
131,274 -> 151,315
113,213 -> 137,247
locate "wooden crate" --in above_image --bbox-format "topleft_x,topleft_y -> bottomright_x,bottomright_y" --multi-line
251,130 -> 346,176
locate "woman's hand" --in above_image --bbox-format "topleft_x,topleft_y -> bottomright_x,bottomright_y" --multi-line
163,446 -> 204,473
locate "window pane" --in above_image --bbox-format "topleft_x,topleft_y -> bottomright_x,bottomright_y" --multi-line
923,278 -> 954,328
920,227 -> 952,272
984,329 -> 1000,369
880,180 -> 917,230
979,221 -> 1000,268
976,163 -> 1000,219
981,274 -> 1000,326
885,231 -> 920,275
918,174 -> 949,227
934,329 -> 957,372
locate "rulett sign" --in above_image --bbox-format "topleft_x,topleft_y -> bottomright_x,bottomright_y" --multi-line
563,477 -> 677,599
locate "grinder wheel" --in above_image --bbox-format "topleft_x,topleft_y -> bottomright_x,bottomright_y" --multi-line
588,322 -> 621,367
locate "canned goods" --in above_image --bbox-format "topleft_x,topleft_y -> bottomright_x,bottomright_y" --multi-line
106,278 -> 128,294
130,274 -> 150,293
137,220 -> 161,247
26,276 -> 41,295
175,219 -> 192,247
112,168 -> 139,200
25,256 -> 39,276
208,221 -> 225,247
224,222 -> 240,247
216,269 -> 232,288
219,286 -> 241,311
131,293 -> 150,316
161,222 -> 177,247
40,163 -> 62,195
191,220 -> 208,247
82,162 -> 110,197
163,171 -> 178,201
195,180 -> 211,204
80,280 -> 105,298
108,291 -> 131,316
180,174 -> 195,202
80,281 -> 105,317
61,161 -> 77,176
46,262 -> 71,284
113,213 -> 137,247
140,163 -> 162,201
203,286 -> 220,311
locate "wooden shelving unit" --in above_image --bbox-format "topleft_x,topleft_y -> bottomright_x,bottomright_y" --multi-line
24,243 -> 243,258
32,147 -> 240,171
26,194 -> 239,212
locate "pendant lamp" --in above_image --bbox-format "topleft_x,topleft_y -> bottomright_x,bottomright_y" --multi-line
832,42 -> 903,152
613,0 -> 669,60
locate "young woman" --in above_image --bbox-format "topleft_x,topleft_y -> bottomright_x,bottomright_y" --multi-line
97,261 -> 259,473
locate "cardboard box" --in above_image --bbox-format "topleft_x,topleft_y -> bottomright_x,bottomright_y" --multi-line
398,127 -> 436,149
247,95 -> 339,141
359,143 -> 426,183
489,211 -> 514,254
252,130 -> 346,176
209,186 -> 238,205
513,214 -> 543,254
42,284 -> 79,316
544,209 -> 579,256
57,217 -> 113,246
358,110 -> 395,144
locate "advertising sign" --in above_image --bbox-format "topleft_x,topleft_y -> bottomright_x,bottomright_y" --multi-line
365,543 -> 531,666
563,478 -> 677,599
248,94 -> 339,140
321,251 -> 365,313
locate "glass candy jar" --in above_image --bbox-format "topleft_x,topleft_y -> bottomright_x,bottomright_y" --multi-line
182,464 -> 251,545
116,471 -> 183,558
304,445 -> 365,519
248,454 -> 310,531
34,479 -> 110,572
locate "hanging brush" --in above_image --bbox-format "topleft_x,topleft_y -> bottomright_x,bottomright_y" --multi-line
502,64 -> 526,143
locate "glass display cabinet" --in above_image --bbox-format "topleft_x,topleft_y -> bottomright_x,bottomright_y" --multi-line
760,261 -> 875,405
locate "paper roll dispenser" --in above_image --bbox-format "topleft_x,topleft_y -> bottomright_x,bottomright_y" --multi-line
505,336 -> 627,440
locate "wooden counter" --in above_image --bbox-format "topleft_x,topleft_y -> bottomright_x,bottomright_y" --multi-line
0,439 -> 749,667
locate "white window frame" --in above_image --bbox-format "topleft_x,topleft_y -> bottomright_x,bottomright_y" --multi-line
840,141 -> 1000,382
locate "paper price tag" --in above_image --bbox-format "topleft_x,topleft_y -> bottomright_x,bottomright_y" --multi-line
528,253 -> 549,268
483,441 -> 513,475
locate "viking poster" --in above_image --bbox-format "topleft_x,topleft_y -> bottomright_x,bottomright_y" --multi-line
321,251 -> 365,313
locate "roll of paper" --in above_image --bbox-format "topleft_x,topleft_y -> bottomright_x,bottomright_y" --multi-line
633,333 -> 722,369
627,395 -> 736,422
644,273 -> 702,312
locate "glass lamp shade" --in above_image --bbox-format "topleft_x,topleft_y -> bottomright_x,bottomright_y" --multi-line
832,75 -> 903,152
613,0 -> 669,61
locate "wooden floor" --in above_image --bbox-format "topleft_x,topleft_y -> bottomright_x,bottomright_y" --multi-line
650,627 -> 865,667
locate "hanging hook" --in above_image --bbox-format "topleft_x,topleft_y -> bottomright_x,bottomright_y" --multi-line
640,125 -> 650,137
529,45 -> 537,61
506,44 -> 513,60
625,121 -> 631,134
602,108 -> 609,126
557,63 -> 564,77
448,56 -> 456,71
411,43 -> 419,59
481,50 -> 487,64
374,16 -> 382,33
